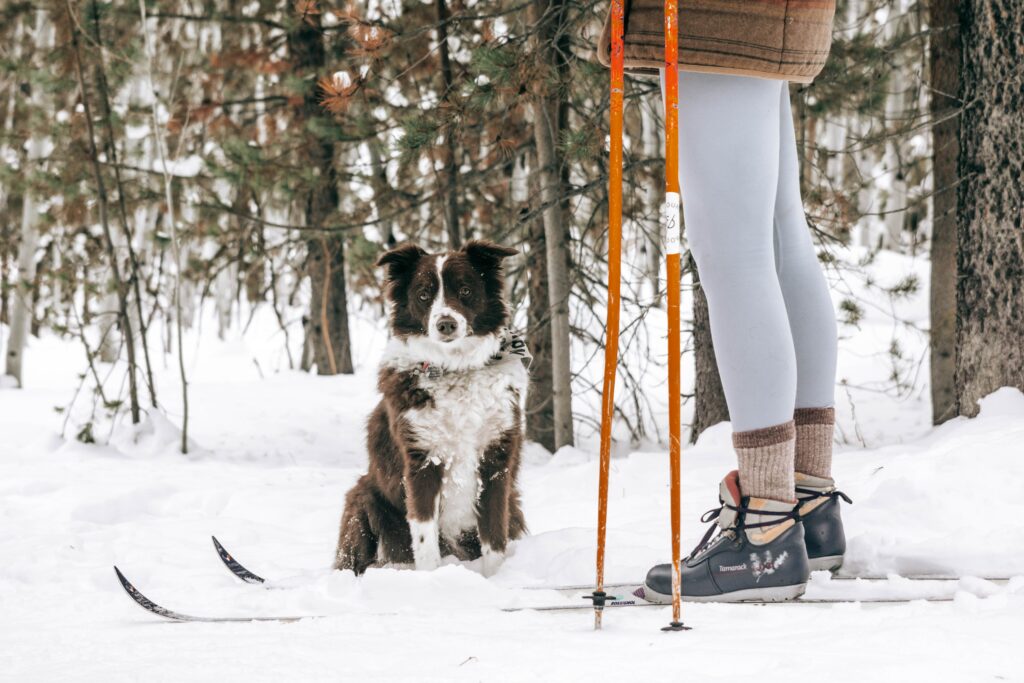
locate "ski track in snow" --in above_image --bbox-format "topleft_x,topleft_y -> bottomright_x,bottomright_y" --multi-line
1,250 -> 1023,682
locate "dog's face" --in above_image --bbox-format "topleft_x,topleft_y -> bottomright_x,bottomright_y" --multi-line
377,240 -> 518,344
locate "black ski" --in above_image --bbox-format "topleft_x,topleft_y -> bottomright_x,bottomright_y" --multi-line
502,593 -> 958,611
114,566 -> 309,623
115,565 -> 983,624
523,576 -> 1011,591
210,536 -> 1015,589
512,581 -> 978,609
212,536 -> 266,584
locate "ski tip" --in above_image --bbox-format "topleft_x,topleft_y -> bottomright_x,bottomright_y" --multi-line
211,535 -> 266,584
113,565 -> 196,622
113,566 -> 153,611
113,565 -> 141,596
113,566 -> 147,605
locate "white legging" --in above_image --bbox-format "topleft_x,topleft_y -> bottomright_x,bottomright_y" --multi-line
664,71 -> 837,432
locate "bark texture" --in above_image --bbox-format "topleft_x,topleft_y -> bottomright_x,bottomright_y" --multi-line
0,20 -> 19,332
525,159 -> 555,451
435,0 -> 462,248
529,0 -> 574,448
6,12 -> 47,385
689,256 -> 729,441
928,0 -> 960,424
308,236 -> 354,375
640,98 -> 663,302
954,0 -> 1024,416
289,13 -> 353,375
5,176 -> 40,385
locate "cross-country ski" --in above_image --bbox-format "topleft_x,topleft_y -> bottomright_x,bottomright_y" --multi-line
113,565 -> 1008,624
210,535 -> 1014,589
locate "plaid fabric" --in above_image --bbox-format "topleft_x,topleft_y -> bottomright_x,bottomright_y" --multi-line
597,0 -> 835,84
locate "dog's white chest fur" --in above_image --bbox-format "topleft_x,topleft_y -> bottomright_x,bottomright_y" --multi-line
404,359 -> 526,541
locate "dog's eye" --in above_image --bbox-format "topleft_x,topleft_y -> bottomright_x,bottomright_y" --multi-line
459,286 -> 471,298
418,290 -> 431,302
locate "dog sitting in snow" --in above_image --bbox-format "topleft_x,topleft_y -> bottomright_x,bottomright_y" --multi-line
334,241 -> 529,576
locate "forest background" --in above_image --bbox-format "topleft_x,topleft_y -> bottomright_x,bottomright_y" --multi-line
1,0 -> 1021,455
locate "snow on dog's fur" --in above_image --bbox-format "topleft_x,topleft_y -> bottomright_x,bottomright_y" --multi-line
334,241 -> 527,576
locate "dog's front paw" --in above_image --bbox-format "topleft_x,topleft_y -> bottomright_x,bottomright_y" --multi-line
414,545 -> 442,571
480,544 -> 504,577
409,518 -> 442,571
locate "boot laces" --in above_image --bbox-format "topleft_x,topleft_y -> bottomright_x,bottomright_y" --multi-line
794,486 -> 852,519
686,498 -> 797,561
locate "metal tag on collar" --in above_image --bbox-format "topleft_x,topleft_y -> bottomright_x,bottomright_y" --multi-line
422,362 -> 443,379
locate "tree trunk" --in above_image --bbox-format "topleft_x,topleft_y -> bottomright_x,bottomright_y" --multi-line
689,256 -> 729,441
954,0 -> 1024,416
5,11 -> 50,386
435,0 -> 461,248
96,287 -> 121,363
523,152 -> 556,452
300,315 -> 315,373
308,235 -> 354,374
529,0 -> 574,449
927,0 -> 960,425
368,139 -> 396,247
640,96 -> 663,303
0,21 -> 20,331
0,225 -> 10,327
215,259 -> 235,341
29,240 -> 48,337
288,13 -> 354,376
882,13 -> 909,250
795,86 -> 809,199
5,167 -> 41,385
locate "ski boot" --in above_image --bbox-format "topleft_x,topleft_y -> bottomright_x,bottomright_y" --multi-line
639,471 -> 809,603
795,472 -> 852,572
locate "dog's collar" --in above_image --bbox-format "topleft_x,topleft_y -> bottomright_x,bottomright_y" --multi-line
413,361 -> 446,379
411,328 -> 531,379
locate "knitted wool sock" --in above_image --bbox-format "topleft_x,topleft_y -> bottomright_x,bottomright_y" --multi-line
794,407 -> 835,479
733,420 -> 796,503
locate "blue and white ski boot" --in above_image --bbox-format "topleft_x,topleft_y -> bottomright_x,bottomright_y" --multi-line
795,472 -> 852,572
640,471 -> 809,603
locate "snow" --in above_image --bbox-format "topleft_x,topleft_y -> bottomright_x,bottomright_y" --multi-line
332,70 -> 353,89
150,154 -> 204,178
2,251 -> 1023,681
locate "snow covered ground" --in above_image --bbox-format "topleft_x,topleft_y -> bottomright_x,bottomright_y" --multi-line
2,249 -> 1023,682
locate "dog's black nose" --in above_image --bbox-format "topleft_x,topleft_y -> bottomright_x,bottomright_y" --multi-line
436,316 -> 457,336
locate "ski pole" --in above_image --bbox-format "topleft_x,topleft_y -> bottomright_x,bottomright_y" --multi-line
661,0 -> 689,633
591,0 -> 625,632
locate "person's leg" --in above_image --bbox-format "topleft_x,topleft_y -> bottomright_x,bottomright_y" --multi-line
675,71 -> 796,502
771,84 -> 839,480
644,72 -> 811,603
771,85 -> 848,572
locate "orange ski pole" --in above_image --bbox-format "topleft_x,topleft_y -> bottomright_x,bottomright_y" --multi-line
592,0 -> 625,631
662,0 -> 689,633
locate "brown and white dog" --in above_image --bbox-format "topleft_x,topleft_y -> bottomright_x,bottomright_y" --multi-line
334,240 -> 528,576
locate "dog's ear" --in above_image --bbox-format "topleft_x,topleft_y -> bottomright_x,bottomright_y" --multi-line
376,243 -> 427,282
461,240 -> 518,267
